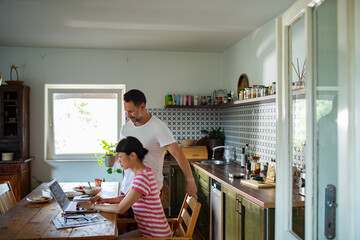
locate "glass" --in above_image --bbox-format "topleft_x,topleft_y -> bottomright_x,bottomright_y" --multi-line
314,1 -> 338,238
53,93 -> 118,155
290,15 -> 306,239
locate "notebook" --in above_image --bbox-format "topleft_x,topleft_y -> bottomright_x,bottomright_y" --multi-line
48,179 -> 98,214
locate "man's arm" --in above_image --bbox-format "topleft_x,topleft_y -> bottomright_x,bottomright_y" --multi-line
166,142 -> 198,199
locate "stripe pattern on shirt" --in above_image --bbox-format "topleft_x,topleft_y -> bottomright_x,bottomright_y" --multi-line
131,167 -> 172,238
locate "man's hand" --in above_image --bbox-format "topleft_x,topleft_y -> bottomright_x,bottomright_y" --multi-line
186,178 -> 198,199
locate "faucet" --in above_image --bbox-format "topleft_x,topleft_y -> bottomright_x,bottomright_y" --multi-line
212,146 -> 236,163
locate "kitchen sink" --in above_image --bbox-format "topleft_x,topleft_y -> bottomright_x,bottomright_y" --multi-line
196,160 -> 226,165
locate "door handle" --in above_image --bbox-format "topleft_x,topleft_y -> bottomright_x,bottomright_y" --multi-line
324,184 -> 337,239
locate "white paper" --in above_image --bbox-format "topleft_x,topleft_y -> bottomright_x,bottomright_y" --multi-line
52,213 -> 107,229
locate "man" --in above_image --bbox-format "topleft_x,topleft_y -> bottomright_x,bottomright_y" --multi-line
120,89 -> 198,198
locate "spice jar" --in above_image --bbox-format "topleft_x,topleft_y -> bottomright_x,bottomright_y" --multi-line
239,90 -> 244,100
251,85 -> 258,98
258,85 -> 265,97
271,82 -> 276,94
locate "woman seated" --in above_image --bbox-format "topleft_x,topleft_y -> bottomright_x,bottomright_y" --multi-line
77,136 -> 172,238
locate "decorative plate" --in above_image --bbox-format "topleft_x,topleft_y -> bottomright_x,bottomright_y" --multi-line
64,191 -> 83,198
27,196 -> 53,203
73,186 -> 85,193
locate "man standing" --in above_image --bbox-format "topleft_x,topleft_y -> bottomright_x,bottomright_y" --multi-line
120,89 -> 197,198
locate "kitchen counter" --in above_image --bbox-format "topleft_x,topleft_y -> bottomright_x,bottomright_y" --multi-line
191,160 -> 305,209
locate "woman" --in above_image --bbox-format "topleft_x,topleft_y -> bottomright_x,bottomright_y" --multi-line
77,136 -> 172,238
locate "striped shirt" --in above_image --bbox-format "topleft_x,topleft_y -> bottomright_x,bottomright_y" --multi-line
131,167 -> 172,238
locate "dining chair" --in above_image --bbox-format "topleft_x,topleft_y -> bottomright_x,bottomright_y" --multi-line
117,193 -> 201,239
0,181 -> 17,215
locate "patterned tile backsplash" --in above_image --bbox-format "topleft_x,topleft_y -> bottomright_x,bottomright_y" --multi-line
147,108 -> 221,140
148,103 -> 305,169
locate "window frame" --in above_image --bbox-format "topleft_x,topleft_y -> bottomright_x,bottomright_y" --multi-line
44,84 -> 126,161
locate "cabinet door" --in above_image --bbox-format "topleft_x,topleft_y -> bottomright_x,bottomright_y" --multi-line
170,165 -> 186,216
222,186 -> 240,240
193,167 -> 210,240
241,196 -> 266,240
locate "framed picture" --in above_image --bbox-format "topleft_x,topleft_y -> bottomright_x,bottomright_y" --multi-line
266,162 -> 276,183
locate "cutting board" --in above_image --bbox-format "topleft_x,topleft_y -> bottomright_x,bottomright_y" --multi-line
241,180 -> 276,189
181,146 -> 208,160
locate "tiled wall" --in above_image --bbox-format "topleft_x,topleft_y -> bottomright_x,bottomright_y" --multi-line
220,103 -> 277,163
149,104 -> 305,169
147,108 -> 221,140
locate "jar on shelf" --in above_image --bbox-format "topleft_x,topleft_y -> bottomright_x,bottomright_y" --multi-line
239,89 -> 244,100
271,82 -> 276,94
258,85 -> 265,97
251,85 -> 258,98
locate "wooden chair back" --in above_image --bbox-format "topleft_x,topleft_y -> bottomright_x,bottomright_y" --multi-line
0,181 -> 17,215
172,193 -> 201,238
117,193 -> 201,239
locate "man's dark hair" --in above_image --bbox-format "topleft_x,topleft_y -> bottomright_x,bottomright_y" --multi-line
123,89 -> 146,107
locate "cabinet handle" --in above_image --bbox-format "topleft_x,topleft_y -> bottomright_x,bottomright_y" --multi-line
235,198 -> 239,213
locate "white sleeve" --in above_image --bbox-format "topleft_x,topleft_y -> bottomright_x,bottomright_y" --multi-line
156,122 -> 176,147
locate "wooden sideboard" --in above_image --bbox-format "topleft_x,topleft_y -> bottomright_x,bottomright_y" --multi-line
0,158 -> 32,201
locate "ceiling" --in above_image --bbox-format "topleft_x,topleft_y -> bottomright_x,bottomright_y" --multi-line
0,0 -> 296,53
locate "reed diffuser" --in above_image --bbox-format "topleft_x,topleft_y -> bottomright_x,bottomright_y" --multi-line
292,58 -> 306,89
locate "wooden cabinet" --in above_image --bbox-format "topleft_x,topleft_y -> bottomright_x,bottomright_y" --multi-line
222,185 -> 241,239
0,85 -> 32,201
193,167 -> 210,240
222,185 -> 275,240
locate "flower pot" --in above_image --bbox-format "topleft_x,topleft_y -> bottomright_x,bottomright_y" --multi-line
104,155 -> 115,167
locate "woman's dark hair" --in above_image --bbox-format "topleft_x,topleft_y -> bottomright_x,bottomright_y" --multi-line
116,136 -> 148,161
123,89 -> 146,107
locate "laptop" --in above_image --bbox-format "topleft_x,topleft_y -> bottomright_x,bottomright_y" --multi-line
48,179 -> 98,214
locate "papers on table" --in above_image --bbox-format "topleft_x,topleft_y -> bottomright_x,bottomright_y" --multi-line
53,213 -> 107,229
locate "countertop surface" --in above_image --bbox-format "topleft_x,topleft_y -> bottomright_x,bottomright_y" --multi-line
165,157 -> 304,209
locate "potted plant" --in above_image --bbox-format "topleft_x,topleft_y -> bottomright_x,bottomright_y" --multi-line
96,140 -> 122,174
201,127 -> 225,159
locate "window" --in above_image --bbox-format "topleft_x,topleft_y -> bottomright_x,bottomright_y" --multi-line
45,84 -> 125,161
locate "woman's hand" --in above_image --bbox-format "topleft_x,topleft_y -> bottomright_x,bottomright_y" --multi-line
76,201 -> 94,210
90,195 -> 104,203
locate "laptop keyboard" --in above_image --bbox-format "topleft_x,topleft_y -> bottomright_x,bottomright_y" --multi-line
66,201 -> 79,212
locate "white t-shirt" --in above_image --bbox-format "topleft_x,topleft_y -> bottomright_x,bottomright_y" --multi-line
120,116 -> 176,193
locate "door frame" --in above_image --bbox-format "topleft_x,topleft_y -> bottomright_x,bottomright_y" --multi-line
337,0 -> 359,239
276,0 -> 314,239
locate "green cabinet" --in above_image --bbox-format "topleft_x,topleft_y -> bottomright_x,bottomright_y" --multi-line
222,185 -> 275,240
193,167 -> 210,240
222,186 -> 241,240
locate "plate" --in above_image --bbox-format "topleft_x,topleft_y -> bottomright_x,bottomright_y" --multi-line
65,191 -> 83,198
73,186 -> 85,193
27,196 -> 53,203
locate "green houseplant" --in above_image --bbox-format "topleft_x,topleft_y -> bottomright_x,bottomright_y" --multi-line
201,127 -> 225,159
96,140 -> 122,174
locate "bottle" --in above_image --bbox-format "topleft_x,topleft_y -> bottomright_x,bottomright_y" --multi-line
240,147 -> 246,167
245,144 -> 251,172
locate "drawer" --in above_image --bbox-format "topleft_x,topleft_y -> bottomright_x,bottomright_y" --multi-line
0,164 -> 20,173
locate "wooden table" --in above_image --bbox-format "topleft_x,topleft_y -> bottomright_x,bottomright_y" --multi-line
0,181 -> 119,239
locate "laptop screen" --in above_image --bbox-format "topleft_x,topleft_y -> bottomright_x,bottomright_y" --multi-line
48,180 -> 70,210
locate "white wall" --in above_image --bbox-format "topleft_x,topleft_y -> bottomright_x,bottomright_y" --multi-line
0,47 -> 221,186
221,19 -> 278,94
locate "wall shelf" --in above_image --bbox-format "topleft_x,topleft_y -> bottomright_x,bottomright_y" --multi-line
164,89 -> 305,109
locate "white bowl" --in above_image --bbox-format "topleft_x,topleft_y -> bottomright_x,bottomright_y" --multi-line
83,186 -> 102,195
2,152 -> 14,161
